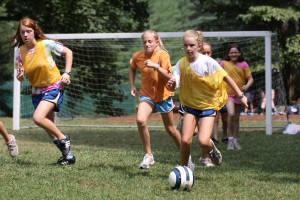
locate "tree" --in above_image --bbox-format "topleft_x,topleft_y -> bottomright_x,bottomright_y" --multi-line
0,0 -> 149,116
238,5 -> 300,103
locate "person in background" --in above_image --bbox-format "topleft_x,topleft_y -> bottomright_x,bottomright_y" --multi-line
242,89 -> 255,116
168,30 -> 248,171
220,43 -> 254,150
0,121 -> 18,157
11,17 -> 75,165
129,30 -> 194,170
260,88 -> 276,115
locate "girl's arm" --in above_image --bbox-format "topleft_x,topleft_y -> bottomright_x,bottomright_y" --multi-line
60,46 -> 73,85
224,75 -> 248,107
129,67 -> 137,97
241,74 -> 254,92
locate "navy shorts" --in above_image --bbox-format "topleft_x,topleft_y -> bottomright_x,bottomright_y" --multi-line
181,105 -> 216,118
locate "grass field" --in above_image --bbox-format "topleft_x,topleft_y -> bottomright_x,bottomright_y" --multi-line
0,117 -> 300,199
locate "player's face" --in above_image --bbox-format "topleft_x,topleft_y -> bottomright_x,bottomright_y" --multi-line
142,33 -> 158,56
20,25 -> 36,46
228,47 -> 241,62
183,36 -> 200,61
201,44 -> 212,57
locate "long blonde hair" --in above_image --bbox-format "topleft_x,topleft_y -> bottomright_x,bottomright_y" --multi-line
10,17 -> 52,48
141,30 -> 168,52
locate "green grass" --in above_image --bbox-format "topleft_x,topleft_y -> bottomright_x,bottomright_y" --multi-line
0,118 -> 300,199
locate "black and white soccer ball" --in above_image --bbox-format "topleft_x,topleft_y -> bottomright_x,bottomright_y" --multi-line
168,166 -> 195,190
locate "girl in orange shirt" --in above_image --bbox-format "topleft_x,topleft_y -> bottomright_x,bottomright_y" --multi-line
129,30 -> 192,169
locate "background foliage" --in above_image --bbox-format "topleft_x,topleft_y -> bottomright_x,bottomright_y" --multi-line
0,0 -> 300,116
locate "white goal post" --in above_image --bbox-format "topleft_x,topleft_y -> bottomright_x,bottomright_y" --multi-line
12,31 -> 281,135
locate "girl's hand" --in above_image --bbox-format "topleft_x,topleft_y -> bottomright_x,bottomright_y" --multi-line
167,78 -> 176,91
144,60 -> 159,70
130,86 -> 137,97
240,95 -> 248,108
61,72 -> 71,85
241,85 -> 248,91
16,62 -> 25,81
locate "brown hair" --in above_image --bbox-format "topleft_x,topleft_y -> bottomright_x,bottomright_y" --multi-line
10,17 -> 51,48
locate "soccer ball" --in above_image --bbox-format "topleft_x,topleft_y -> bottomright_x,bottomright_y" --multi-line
168,166 -> 195,190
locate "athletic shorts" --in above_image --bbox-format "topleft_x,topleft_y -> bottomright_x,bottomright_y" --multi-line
181,104 -> 217,118
219,105 -> 227,114
228,94 -> 241,104
179,103 -> 225,115
32,89 -> 64,112
139,96 -> 174,113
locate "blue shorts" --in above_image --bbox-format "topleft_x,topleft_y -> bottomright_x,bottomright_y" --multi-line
139,96 -> 174,113
181,105 -> 216,118
32,89 -> 64,112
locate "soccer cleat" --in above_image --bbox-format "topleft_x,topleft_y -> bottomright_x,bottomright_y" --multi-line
57,155 -> 76,166
208,139 -> 222,165
6,135 -> 18,157
234,139 -> 242,150
58,134 -> 71,158
222,138 -> 228,144
198,157 -> 214,167
139,154 -> 155,169
188,155 -> 195,172
227,138 -> 235,150
212,138 -> 219,145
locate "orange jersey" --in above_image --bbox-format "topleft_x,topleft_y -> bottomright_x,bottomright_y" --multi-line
130,49 -> 173,102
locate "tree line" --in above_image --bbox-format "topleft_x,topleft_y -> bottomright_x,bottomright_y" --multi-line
1,0 -> 299,116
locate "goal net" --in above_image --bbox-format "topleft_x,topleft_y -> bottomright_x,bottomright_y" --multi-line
13,31 -> 288,134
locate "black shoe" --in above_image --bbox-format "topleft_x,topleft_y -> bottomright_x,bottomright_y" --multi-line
222,138 -> 228,144
58,134 -> 71,158
57,156 -> 76,166
212,138 -> 219,145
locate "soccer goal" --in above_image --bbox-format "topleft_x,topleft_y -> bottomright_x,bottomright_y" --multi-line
13,31 -> 288,134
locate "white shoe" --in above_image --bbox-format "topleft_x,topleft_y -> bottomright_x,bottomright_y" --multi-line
198,157 -> 214,167
227,138 -> 235,150
208,139 -> 222,165
139,154 -> 155,169
6,135 -> 18,157
188,155 -> 195,172
234,139 -> 242,150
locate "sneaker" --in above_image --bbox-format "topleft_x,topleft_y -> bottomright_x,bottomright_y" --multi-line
227,138 -> 235,150
212,138 -> 219,145
188,155 -> 195,171
57,155 -> 76,166
234,139 -> 242,150
6,135 -> 18,157
198,157 -> 214,167
139,154 -> 155,169
222,138 -> 228,144
208,139 -> 222,165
